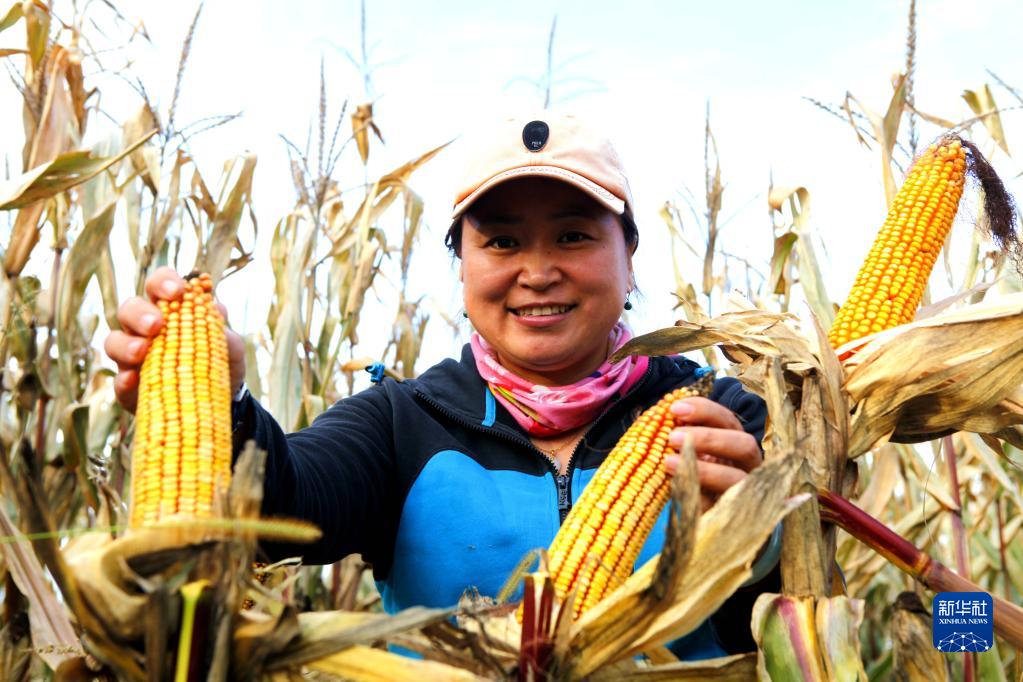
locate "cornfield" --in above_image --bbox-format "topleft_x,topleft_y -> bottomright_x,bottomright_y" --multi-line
1,1 -> 1022,680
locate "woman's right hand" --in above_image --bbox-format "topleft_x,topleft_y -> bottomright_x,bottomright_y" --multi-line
104,266 -> 247,413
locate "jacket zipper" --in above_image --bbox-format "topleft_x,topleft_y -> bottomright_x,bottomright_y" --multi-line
555,362 -> 655,523
413,362 -> 656,526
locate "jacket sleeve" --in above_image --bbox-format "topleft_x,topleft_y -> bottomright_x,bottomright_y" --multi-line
230,385 -> 397,566
709,376 -> 766,445
707,375 -> 784,655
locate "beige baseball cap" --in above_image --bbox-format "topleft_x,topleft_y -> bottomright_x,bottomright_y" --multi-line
451,113 -> 635,220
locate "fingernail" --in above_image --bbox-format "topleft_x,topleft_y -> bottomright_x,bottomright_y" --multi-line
663,454 -> 679,470
161,280 -> 180,297
130,339 -> 145,358
671,401 -> 693,416
141,313 -> 158,333
668,429 -> 684,447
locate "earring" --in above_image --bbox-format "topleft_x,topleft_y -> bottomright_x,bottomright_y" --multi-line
624,294 -> 633,311
462,311 -> 469,318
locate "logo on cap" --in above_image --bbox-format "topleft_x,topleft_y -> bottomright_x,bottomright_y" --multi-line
522,120 -> 549,152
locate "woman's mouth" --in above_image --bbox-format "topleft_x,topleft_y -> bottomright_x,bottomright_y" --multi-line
511,304 -> 576,317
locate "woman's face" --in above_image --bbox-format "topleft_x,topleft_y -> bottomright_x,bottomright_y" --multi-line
460,176 -> 634,386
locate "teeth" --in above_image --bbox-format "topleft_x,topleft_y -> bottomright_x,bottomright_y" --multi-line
517,305 -> 571,317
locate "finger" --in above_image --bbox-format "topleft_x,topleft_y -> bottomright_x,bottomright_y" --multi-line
144,266 -> 187,302
668,426 -> 761,472
117,296 -> 165,337
697,460 -> 746,496
670,396 -> 744,431
104,330 -> 151,367
114,369 -> 139,413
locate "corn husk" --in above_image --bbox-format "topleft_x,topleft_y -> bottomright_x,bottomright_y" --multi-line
890,592 -> 950,682
589,652 -> 757,680
751,594 -> 867,681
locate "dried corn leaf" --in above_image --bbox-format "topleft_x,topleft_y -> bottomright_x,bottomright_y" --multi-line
853,446 -> 899,518
233,607 -> 301,681
844,77 -> 905,208
269,217 -> 314,430
591,653 -> 756,680
0,130 -> 155,211
329,142 -> 448,252
768,186 -> 833,328
963,434 -> 1023,513
0,505 -> 78,670
4,45 -> 79,276
268,607 -> 454,669
0,3 -> 23,33
122,103 -> 160,193
196,153 -> 257,284
55,199 -> 117,395
611,308 -> 818,377
568,454 -> 806,676
26,47 -> 79,171
23,0 -> 46,71
880,74 -> 907,205
5,202 -> 45,278
306,644 -> 486,681
351,102 -> 382,165
962,84 -> 1009,155
97,244 -> 119,330
140,150 -> 185,277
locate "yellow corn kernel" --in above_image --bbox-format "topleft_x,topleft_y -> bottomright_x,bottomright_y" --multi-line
829,136 -> 967,349
130,272 -> 233,527
546,374 -> 714,620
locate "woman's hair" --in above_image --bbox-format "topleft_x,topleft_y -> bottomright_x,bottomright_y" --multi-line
444,208 -> 639,258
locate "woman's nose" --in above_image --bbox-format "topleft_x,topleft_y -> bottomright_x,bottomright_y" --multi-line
517,249 -> 563,289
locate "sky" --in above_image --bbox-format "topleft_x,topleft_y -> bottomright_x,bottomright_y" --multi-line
3,0 -> 1023,385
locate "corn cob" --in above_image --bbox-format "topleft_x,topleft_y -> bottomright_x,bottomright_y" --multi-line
130,272 -> 232,527
546,375 -> 714,620
828,136 -> 967,348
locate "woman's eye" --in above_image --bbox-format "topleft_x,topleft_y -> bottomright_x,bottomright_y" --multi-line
560,231 -> 592,243
487,236 -> 517,249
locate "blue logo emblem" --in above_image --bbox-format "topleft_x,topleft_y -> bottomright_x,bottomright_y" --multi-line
932,592 -> 993,652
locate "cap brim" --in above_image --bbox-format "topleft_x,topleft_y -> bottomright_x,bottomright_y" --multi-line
451,165 -> 626,220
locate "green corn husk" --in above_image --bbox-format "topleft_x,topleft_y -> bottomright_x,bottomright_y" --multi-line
752,594 -> 867,682
752,594 -> 827,681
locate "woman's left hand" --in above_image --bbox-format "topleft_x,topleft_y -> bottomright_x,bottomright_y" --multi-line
662,397 -> 762,513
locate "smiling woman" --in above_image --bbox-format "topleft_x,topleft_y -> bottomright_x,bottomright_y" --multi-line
105,112 -> 779,662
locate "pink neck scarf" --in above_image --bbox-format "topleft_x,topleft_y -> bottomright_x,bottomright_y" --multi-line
469,322 -> 650,437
